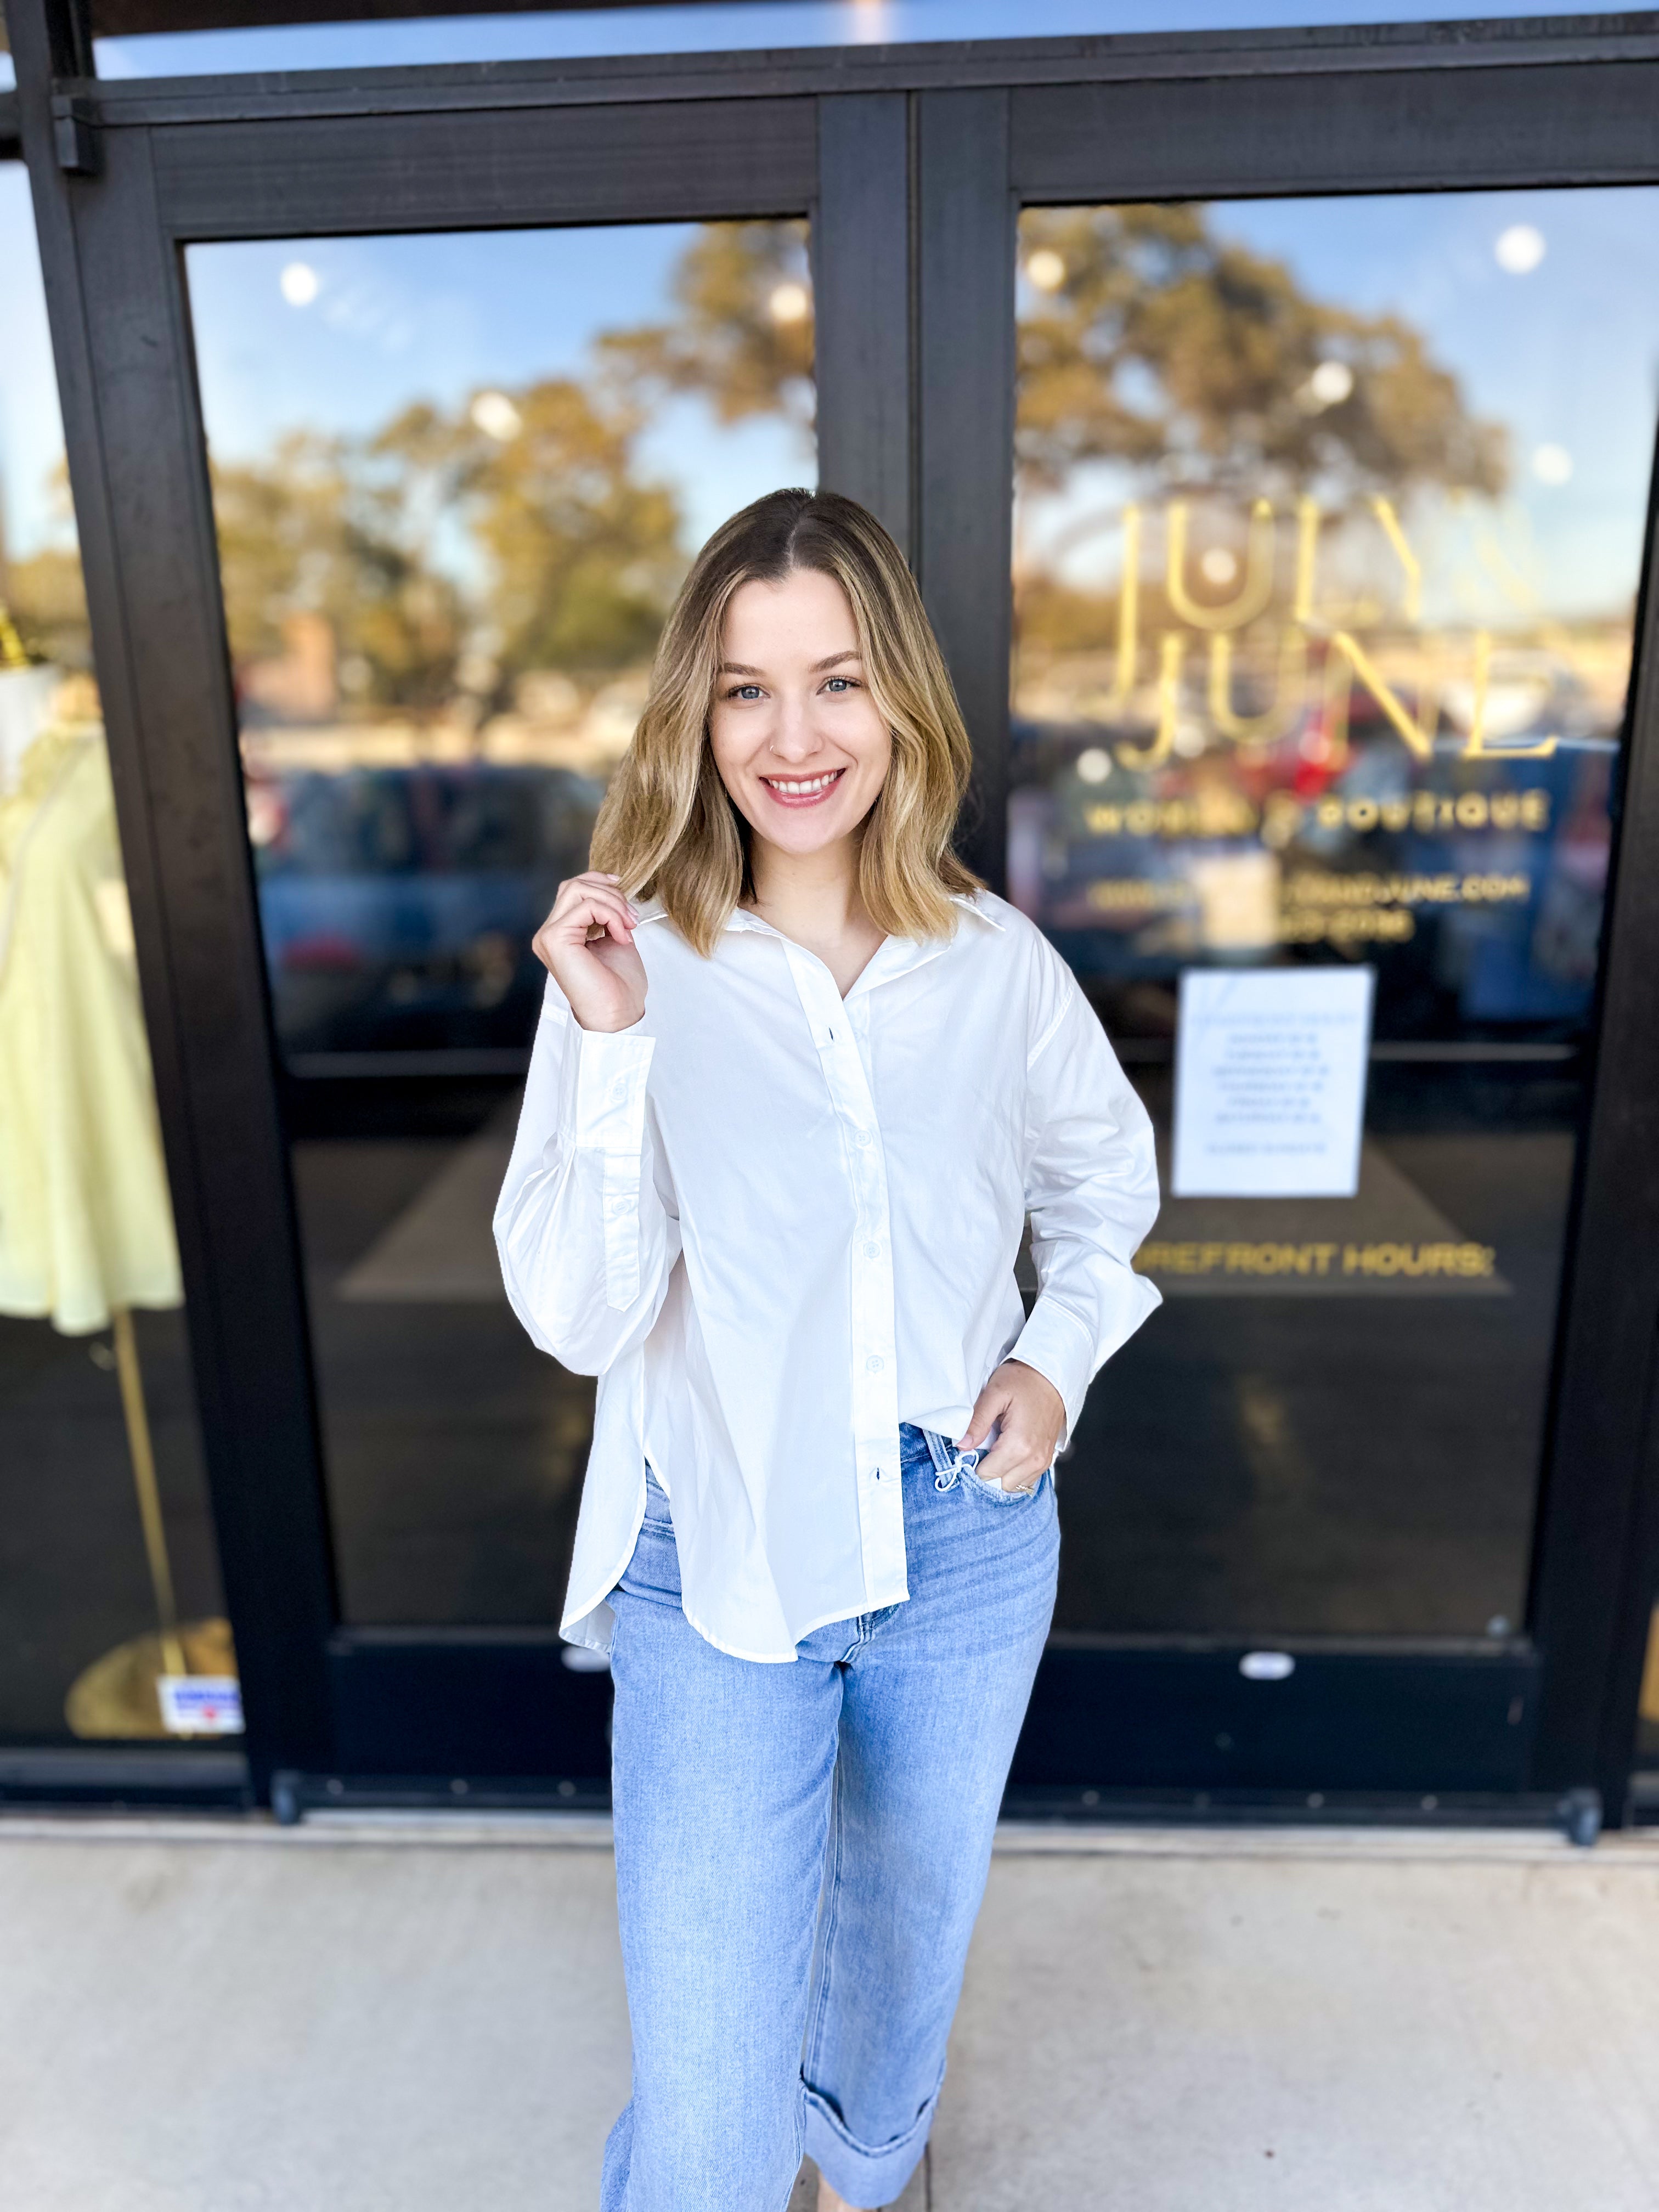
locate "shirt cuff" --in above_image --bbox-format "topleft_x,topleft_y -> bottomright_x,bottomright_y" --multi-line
1007,1297 -> 1094,1447
558,1019 -> 655,1154
557,1022 -> 656,1311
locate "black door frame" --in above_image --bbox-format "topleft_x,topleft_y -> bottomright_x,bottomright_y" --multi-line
11,1 -> 1659,1824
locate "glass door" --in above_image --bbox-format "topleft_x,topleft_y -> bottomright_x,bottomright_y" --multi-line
187,219 -> 811,1614
994,179 -> 1659,1808
183,216 -> 816,1782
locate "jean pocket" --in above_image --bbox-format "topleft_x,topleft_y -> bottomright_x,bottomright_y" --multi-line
961,1463 -> 1051,1505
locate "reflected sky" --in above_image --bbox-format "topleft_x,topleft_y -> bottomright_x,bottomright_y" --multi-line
0,5 -> 1637,97
78,2 -> 1631,80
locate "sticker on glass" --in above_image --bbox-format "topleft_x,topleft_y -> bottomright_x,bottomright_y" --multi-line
158,1675 -> 245,1735
1173,967 -> 1374,1199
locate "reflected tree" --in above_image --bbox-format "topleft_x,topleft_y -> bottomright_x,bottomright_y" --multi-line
1018,205 -> 1505,501
598,219 -> 815,435
210,220 -> 812,714
213,430 -> 464,710
377,380 -> 684,695
1014,205 -> 1510,659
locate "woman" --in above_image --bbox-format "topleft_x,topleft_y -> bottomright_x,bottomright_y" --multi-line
495,488 -> 1160,2211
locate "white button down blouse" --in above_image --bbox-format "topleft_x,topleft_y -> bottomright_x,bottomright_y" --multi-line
494,888 -> 1161,1662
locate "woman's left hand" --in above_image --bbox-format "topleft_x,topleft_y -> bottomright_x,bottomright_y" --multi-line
958,1361 -> 1065,1492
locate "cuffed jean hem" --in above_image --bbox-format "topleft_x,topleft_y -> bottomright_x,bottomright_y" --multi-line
800,2074 -> 940,2209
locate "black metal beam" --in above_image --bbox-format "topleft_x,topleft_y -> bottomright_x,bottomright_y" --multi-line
150,97 -> 815,237
0,1746 -> 251,1808
915,86 -> 1013,890
34,0 -> 94,77
1012,58 -> 1659,200
814,91 -> 912,557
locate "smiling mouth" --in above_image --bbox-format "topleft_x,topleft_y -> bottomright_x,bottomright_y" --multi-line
759,767 -> 847,806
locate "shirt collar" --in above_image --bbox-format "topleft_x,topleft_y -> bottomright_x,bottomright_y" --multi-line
951,890 -> 1006,932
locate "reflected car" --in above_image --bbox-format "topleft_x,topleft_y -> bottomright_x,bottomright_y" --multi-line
248,763 -> 604,1058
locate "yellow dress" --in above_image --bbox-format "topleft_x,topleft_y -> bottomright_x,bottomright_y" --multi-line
0,719 -> 183,1333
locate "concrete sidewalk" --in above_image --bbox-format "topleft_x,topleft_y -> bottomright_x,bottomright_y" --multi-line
2,1816 -> 1657,2211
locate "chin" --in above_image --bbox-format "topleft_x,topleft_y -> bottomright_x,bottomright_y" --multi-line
772,809 -> 861,853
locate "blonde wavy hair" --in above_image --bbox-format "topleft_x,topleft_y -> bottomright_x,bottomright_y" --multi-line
590,488 -> 983,955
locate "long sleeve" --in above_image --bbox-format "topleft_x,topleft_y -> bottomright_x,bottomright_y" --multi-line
1009,947 -> 1163,1443
493,979 -> 680,1376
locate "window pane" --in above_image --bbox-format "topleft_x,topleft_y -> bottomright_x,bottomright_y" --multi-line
187,219 -> 814,1626
0,167 -> 228,1746
1013,188 -> 1659,1640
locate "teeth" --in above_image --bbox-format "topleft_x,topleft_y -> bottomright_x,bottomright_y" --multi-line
765,770 -> 842,795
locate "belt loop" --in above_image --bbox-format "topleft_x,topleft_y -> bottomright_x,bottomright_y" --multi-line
922,1426 -> 957,1490
922,1426 -> 980,1492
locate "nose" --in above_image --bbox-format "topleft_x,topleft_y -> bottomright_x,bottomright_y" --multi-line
767,690 -> 825,765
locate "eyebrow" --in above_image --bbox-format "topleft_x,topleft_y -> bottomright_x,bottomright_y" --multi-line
717,650 -> 864,676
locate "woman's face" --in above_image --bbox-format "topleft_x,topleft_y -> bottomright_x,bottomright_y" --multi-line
708,567 -> 892,859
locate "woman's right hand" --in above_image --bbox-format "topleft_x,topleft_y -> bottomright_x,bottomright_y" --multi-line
532,872 -> 647,1034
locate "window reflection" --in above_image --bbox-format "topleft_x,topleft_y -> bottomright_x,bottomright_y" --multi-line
1012,194 -> 1649,1045
194,220 -> 812,1071
1014,189 -> 1659,1640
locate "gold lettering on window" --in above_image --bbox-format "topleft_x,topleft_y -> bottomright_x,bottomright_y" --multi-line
1208,627 -> 1308,747
1166,499 -> 1277,632
1114,633 -> 1184,771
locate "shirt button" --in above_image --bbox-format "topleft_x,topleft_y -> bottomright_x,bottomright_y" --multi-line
853,1128 -> 871,1147
864,1241 -> 881,1259
866,1354 -> 884,1373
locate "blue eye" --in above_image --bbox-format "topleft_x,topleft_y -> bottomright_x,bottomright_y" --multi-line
825,677 -> 853,693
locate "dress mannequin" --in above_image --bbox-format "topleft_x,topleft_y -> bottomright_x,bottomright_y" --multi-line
0,672 -> 228,1731
0,687 -> 183,1330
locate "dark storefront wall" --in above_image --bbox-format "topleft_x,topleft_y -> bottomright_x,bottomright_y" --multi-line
4,1 -> 1659,1823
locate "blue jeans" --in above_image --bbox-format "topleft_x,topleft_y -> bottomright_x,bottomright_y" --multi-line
600,1421 -> 1060,2212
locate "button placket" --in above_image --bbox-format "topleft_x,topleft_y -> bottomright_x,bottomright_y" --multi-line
778,942 -> 905,1606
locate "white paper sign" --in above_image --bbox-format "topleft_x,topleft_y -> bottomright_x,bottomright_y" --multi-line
158,1675 -> 245,1735
1173,967 -> 1374,1198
